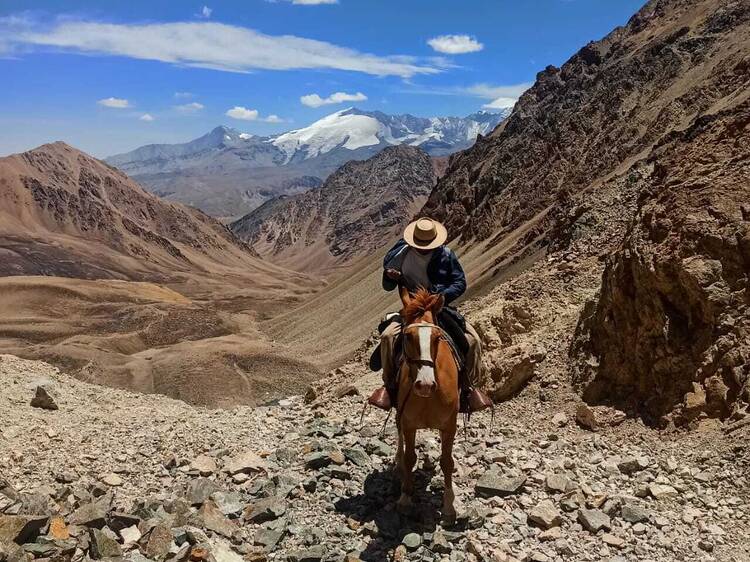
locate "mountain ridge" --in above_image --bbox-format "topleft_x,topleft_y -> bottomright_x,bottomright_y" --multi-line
105,107 -> 509,219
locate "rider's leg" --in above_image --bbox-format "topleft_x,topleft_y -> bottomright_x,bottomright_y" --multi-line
368,321 -> 402,410
464,321 -> 482,387
462,321 -> 493,413
380,321 -> 402,388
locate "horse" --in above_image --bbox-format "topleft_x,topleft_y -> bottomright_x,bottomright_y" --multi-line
393,286 -> 460,524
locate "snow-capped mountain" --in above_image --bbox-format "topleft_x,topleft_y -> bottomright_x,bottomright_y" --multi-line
105,107 -> 510,218
270,107 -> 509,162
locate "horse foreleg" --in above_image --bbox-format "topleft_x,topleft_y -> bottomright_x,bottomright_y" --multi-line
394,426 -> 404,478
440,427 -> 457,525
396,427 -> 416,512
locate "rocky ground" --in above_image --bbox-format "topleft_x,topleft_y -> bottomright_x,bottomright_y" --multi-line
2,354 -> 749,562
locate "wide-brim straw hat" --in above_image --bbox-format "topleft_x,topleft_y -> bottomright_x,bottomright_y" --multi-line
403,217 -> 448,250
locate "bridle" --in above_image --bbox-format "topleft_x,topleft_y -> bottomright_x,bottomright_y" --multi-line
402,321 -> 439,371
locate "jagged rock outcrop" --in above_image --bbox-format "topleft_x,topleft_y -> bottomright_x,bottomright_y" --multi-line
230,146 -> 436,272
572,101 -> 750,426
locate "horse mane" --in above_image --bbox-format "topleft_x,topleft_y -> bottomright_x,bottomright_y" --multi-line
403,287 -> 443,324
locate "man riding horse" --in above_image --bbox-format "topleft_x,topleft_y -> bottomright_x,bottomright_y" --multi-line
368,217 -> 492,413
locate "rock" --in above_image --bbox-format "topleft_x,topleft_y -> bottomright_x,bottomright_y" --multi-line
210,492 -> 243,517
430,531 -> 452,553
30,386 -> 59,410
475,472 -> 526,497
224,451 -> 266,475
578,509 -> 611,533
198,501 -> 236,538
539,527 -> 562,542
101,473 -> 124,487
335,384 -> 360,399
0,515 -> 47,544
648,484 -> 678,499
342,447 -> 370,467
48,515 -> 69,540
304,452 -> 331,470
602,533 -> 625,548
545,473 -> 574,493
89,528 -> 122,559
244,497 -> 287,523
191,455 -> 218,476
70,503 -> 107,529
254,527 -> 285,551
186,478 -> 220,506
620,503 -> 649,523
575,404 -> 597,430
402,532 -> 422,550
304,387 -> 318,404
617,456 -> 649,474
120,525 -> 142,544
528,500 -> 562,529
209,540 -> 245,562
288,545 -> 326,562
142,524 -> 173,559
632,522 -> 647,535
551,412 -> 568,427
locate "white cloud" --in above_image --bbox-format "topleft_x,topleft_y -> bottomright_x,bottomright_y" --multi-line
200,6 -> 213,18
175,102 -> 205,112
226,106 -> 285,122
300,91 -> 367,108
8,19 -> 437,77
427,34 -> 483,55
482,97 -> 517,110
464,82 -> 532,100
97,97 -> 131,108
139,113 -> 154,121
226,106 -> 258,121
174,91 -> 194,99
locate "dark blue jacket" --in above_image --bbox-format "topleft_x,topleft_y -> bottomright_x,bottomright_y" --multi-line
382,239 -> 467,305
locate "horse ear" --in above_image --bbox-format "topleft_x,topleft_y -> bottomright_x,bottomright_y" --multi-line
432,293 -> 445,313
399,285 -> 412,307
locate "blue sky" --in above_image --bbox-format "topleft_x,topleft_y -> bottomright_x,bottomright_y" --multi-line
0,0 -> 644,157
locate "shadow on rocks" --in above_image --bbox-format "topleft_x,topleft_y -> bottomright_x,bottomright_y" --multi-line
334,466 -> 444,561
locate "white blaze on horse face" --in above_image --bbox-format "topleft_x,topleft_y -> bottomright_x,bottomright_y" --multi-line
416,325 -> 435,387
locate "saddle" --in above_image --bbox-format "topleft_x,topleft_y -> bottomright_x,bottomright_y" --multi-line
368,307 -> 468,373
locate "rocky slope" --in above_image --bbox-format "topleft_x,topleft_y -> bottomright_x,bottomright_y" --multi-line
0,142 -> 300,284
230,146 -> 436,272
412,0 -> 750,425
2,354 -> 749,562
106,109 -> 507,219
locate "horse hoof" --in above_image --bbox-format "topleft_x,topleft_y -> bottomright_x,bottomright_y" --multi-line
441,511 -> 457,527
396,495 -> 413,513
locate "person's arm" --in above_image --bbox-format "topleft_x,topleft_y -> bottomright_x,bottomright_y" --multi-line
382,240 -> 406,292
438,249 -> 466,304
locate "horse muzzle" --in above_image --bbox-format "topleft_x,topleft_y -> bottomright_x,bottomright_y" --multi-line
414,366 -> 436,397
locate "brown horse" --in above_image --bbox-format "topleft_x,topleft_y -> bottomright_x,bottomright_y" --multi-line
394,286 -> 459,523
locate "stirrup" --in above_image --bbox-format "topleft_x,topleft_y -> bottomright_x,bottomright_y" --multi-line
460,388 -> 493,413
368,386 -> 393,410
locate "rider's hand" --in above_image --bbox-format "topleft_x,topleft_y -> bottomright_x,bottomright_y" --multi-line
385,268 -> 402,281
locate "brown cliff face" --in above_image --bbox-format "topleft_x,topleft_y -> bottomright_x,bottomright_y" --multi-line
572,101 -> 750,426
230,145 -> 435,272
